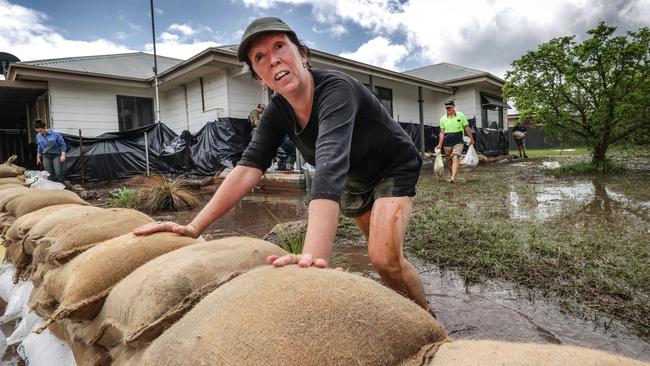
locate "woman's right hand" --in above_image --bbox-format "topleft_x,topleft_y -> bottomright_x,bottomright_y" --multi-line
133,221 -> 200,238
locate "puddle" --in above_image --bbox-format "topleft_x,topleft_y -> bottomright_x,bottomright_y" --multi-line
152,190 -> 308,239
330,245 -> 650,361
508,179 -> 650,225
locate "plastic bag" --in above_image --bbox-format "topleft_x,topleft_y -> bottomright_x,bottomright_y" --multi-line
7,308 -> 45,345
461,145 -> 479,167
17,328 -> 76,366
0,262 -> 17,302
434,149 -> 444,177
0,281 -> 33,324
30,179 -> 65,190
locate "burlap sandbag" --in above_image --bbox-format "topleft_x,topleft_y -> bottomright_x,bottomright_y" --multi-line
38,232 -> 197,325
0,183 -> 25,191
0,176 -> 25,186
44,208 -> 154,264
0,212 -> 16,241
426,340 -> 647,366
6,189 -> 89,217
23,205 -> 103,254
4,204 -> 80,244
119,266 -> 448,366
0,155 -> 25,178
49,320 -> 111,366
76,237 -> 288,348
0,186 -> 30,211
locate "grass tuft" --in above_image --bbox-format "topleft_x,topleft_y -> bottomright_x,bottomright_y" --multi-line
132,176 -> 202,213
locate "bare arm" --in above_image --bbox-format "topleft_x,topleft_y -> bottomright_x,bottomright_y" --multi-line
267,198 -> 339,268
133,165 -> 263,237
464,125 -> 474,145
436,128 -> 445,150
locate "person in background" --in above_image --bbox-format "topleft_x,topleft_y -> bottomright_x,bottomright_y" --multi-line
436,100 -> 474,183
512,118 -> 530,159
135,17 -> 434,315
249,103 -> 265,137
33,119 -> 66,183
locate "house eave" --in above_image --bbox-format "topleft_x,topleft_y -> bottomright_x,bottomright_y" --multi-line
7,64 -> 150,88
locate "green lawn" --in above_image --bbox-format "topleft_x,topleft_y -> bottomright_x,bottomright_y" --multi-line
523,147 -> 590,158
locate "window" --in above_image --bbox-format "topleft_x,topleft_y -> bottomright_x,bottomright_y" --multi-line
375,86 -> 393,117
116,95 -> 154,131
481,94 -> 509,129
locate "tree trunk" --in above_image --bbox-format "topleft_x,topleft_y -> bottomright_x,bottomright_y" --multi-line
592,142 -> 609,165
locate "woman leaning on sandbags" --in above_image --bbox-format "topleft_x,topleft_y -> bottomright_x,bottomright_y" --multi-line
134,17 -> 433,315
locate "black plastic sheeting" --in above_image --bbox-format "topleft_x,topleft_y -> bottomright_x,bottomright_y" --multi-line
63,118 -> 252,182
399,118 -> 509,157
62,116 -> 509,182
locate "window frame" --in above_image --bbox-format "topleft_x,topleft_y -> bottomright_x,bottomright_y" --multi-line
116,95 -> 154,131
480,93 -> 505,130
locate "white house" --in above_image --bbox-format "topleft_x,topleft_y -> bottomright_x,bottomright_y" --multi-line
0,47 -> 508,164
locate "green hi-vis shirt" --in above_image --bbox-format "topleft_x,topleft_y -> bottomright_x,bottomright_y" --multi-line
439,111 -> 469,133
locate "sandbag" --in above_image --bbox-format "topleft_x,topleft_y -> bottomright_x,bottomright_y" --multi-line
427,340 -> 646,366
23,205 -> 103,255
6,189 -> 89,217
4,204 -> 80,244
0,186 -> 30,211
44,208 -> 154,264
0,176 -> 25,186
120,266 -> 448,366
434,148 -> 444,177
49,321 -> 111,366
38,232 -> 197,324
0,155 -> 25,178
77,237 -> 288,348
16,328 -> 76,366
0,183 -> 25,191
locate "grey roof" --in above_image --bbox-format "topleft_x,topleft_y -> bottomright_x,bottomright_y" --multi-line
20,52 -> 183,80
403,62 -> 486,83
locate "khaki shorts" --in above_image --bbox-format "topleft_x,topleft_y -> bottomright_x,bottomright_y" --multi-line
444,144 -> 464,159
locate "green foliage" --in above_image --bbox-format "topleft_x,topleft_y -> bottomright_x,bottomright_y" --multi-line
504,22 -> 650,165
108,187 -> 135,208
276,230 -> 305,254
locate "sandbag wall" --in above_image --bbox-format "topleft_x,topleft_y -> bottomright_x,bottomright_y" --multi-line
0,177 -> 449,366
0,173 -> 647,365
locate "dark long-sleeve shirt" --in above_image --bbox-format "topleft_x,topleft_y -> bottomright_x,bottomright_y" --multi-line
238,68 -> 419,202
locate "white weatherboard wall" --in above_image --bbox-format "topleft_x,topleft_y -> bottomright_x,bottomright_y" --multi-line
227,73 -> 264,119
48,80 -> 154,137
160,71 -> 229,133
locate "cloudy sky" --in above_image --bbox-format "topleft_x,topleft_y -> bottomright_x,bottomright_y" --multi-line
1,0 -> 649,78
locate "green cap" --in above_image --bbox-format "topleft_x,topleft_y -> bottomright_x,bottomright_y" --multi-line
237,17 -> 296,62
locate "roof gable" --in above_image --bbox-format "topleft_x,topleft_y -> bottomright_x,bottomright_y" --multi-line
403,62 -> 485,83
20,52 -> 183,80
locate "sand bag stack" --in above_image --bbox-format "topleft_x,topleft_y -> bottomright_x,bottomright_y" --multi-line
0,155 -> 26,186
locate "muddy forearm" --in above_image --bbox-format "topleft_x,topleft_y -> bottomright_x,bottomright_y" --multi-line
302,199 -> 339,261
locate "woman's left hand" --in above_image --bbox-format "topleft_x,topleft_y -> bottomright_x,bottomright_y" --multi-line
266,253 -> 328,268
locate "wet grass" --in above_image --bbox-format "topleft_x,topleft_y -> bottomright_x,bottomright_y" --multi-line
407,159 -> 650,339
525,147 -> 590,158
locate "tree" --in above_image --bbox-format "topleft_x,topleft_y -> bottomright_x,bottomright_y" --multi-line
503,23 -> 650,165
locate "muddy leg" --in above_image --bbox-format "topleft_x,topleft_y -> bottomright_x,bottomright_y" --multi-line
366,197 -> 428,310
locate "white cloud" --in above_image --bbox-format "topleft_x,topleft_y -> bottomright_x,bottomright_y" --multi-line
312,24 -> 347,38
146,23 -> 220,59
0,0 -> 132,61
169,23 -> 195,36
339,36 -> 408,70
154,7 -> 163,15
236,0 -> 650,77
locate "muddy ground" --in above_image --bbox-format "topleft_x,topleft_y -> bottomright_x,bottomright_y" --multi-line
84,152 -> 649,361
